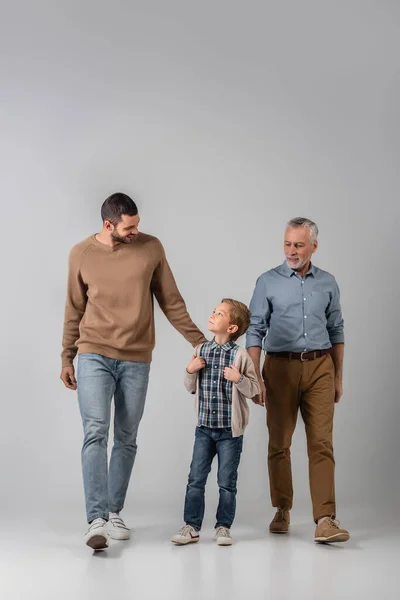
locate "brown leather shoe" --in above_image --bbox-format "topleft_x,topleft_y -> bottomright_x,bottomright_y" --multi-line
269,508 -> 290,534
314,518 -> 350,543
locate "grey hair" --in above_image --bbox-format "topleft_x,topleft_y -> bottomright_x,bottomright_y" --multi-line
287,217 -> 319,243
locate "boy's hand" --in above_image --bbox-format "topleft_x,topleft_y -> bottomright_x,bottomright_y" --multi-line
186,356 -> 206,374
224,365 -> 241,383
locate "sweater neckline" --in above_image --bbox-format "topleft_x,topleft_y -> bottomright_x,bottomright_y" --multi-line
91,233 -> 140,253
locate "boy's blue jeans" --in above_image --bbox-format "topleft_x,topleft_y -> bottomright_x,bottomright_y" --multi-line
184,425 -> 243,530
77,353 -> 150,522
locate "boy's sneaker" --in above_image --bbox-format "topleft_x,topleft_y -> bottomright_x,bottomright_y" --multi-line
314,518 -> 350,543
85,518 -> 109,550
215,526 -> 232,546
171,524 -> 200,545
107,512 -> 130,540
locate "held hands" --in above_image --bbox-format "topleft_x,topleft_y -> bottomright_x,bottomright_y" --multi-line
224,365 -> 241,383
252,377 -> 266,406
186,356 -> 206,374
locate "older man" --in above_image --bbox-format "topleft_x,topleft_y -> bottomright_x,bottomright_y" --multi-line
246,217 -> 349,543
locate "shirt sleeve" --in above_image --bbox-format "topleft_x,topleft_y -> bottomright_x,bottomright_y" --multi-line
326,279 -> 345,344
245,274 -> 270,349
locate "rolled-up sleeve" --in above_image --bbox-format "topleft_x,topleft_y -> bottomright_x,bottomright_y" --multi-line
246,275 -> 270,348
326,280 -> 344,344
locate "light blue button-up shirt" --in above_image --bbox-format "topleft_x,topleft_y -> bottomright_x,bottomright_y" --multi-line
246,261 -> 344,353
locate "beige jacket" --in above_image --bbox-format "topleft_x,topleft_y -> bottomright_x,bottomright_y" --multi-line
184,344 -> 260,437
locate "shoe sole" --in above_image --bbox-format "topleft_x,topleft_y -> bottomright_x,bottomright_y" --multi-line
86,534 -> 109,550
216,539 -> 232,546
314,533 -> 350,544
108,531 -> 130,541
270,524 -> 290,534
270,529 -> 289,534
171,537 -> 199,545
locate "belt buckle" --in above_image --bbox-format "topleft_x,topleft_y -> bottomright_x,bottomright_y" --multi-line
300,350 -> 309,362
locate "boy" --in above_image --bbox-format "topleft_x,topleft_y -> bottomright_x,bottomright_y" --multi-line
171,298 -> 260,546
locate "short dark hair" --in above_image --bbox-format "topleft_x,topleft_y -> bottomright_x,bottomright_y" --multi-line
101,193 -> 138,225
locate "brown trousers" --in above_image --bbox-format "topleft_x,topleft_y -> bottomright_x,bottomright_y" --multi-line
263,353 -> 336,522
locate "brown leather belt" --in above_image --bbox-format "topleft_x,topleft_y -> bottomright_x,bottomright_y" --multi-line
267,349 -> 330,362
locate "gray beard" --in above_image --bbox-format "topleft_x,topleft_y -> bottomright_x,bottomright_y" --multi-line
286,258 -> 307,271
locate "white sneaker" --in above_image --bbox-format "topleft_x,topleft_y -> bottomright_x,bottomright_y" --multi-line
85,518 -> 109,550
171,524 -> 200,545
107,513 -> 131,540
215,526 -> 232,546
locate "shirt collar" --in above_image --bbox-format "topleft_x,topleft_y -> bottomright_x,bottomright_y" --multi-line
307,263 -> 315,276
210,338 -> 236,351
280,261 -> 315,278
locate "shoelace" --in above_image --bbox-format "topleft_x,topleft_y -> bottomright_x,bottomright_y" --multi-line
109,516 -> 129,530
215,527 -> 230,538
325,518 -> 340,529
274,509 -> 288,522
179,525 -> 196,537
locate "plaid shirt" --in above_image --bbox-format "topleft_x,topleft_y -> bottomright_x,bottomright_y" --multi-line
198,339 -> 239,429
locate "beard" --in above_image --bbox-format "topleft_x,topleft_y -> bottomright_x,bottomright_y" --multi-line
286,257 -> 308,271
111,232 -> 136,244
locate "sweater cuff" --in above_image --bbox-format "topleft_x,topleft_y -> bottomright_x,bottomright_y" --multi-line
184,370 -> 198,384
234,377 -> 248,391
185,369 -> 197,377
62,358 -> 74,368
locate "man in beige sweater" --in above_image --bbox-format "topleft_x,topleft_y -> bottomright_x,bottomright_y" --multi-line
60,192 -> 206,550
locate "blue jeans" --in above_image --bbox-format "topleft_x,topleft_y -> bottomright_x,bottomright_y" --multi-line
77,353 -> 150,522
184,426 -> 243,530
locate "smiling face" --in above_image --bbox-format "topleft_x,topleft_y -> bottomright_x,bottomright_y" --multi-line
284,225 -> 318,272
208,303 -> 238,338
106,213 -> 140,244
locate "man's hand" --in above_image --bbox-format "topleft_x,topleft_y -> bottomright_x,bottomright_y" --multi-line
186,356 -> 206,374
334,378 -> 343,403
60,366 -> 77,390
224,365 -> 241,383
246,346 -> 265,406
252,377 -> 266,406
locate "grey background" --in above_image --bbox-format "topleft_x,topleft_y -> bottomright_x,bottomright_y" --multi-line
0,0 -> 399,529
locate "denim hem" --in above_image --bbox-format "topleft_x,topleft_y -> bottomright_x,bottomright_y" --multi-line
215,522 -> 232,529
88,513 -> 109,523
108,508 -> 122,515
185,522 -> 201,532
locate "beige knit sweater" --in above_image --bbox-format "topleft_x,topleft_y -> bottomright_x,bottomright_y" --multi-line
184,344 -> 260,437
61,233 -> 206,366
